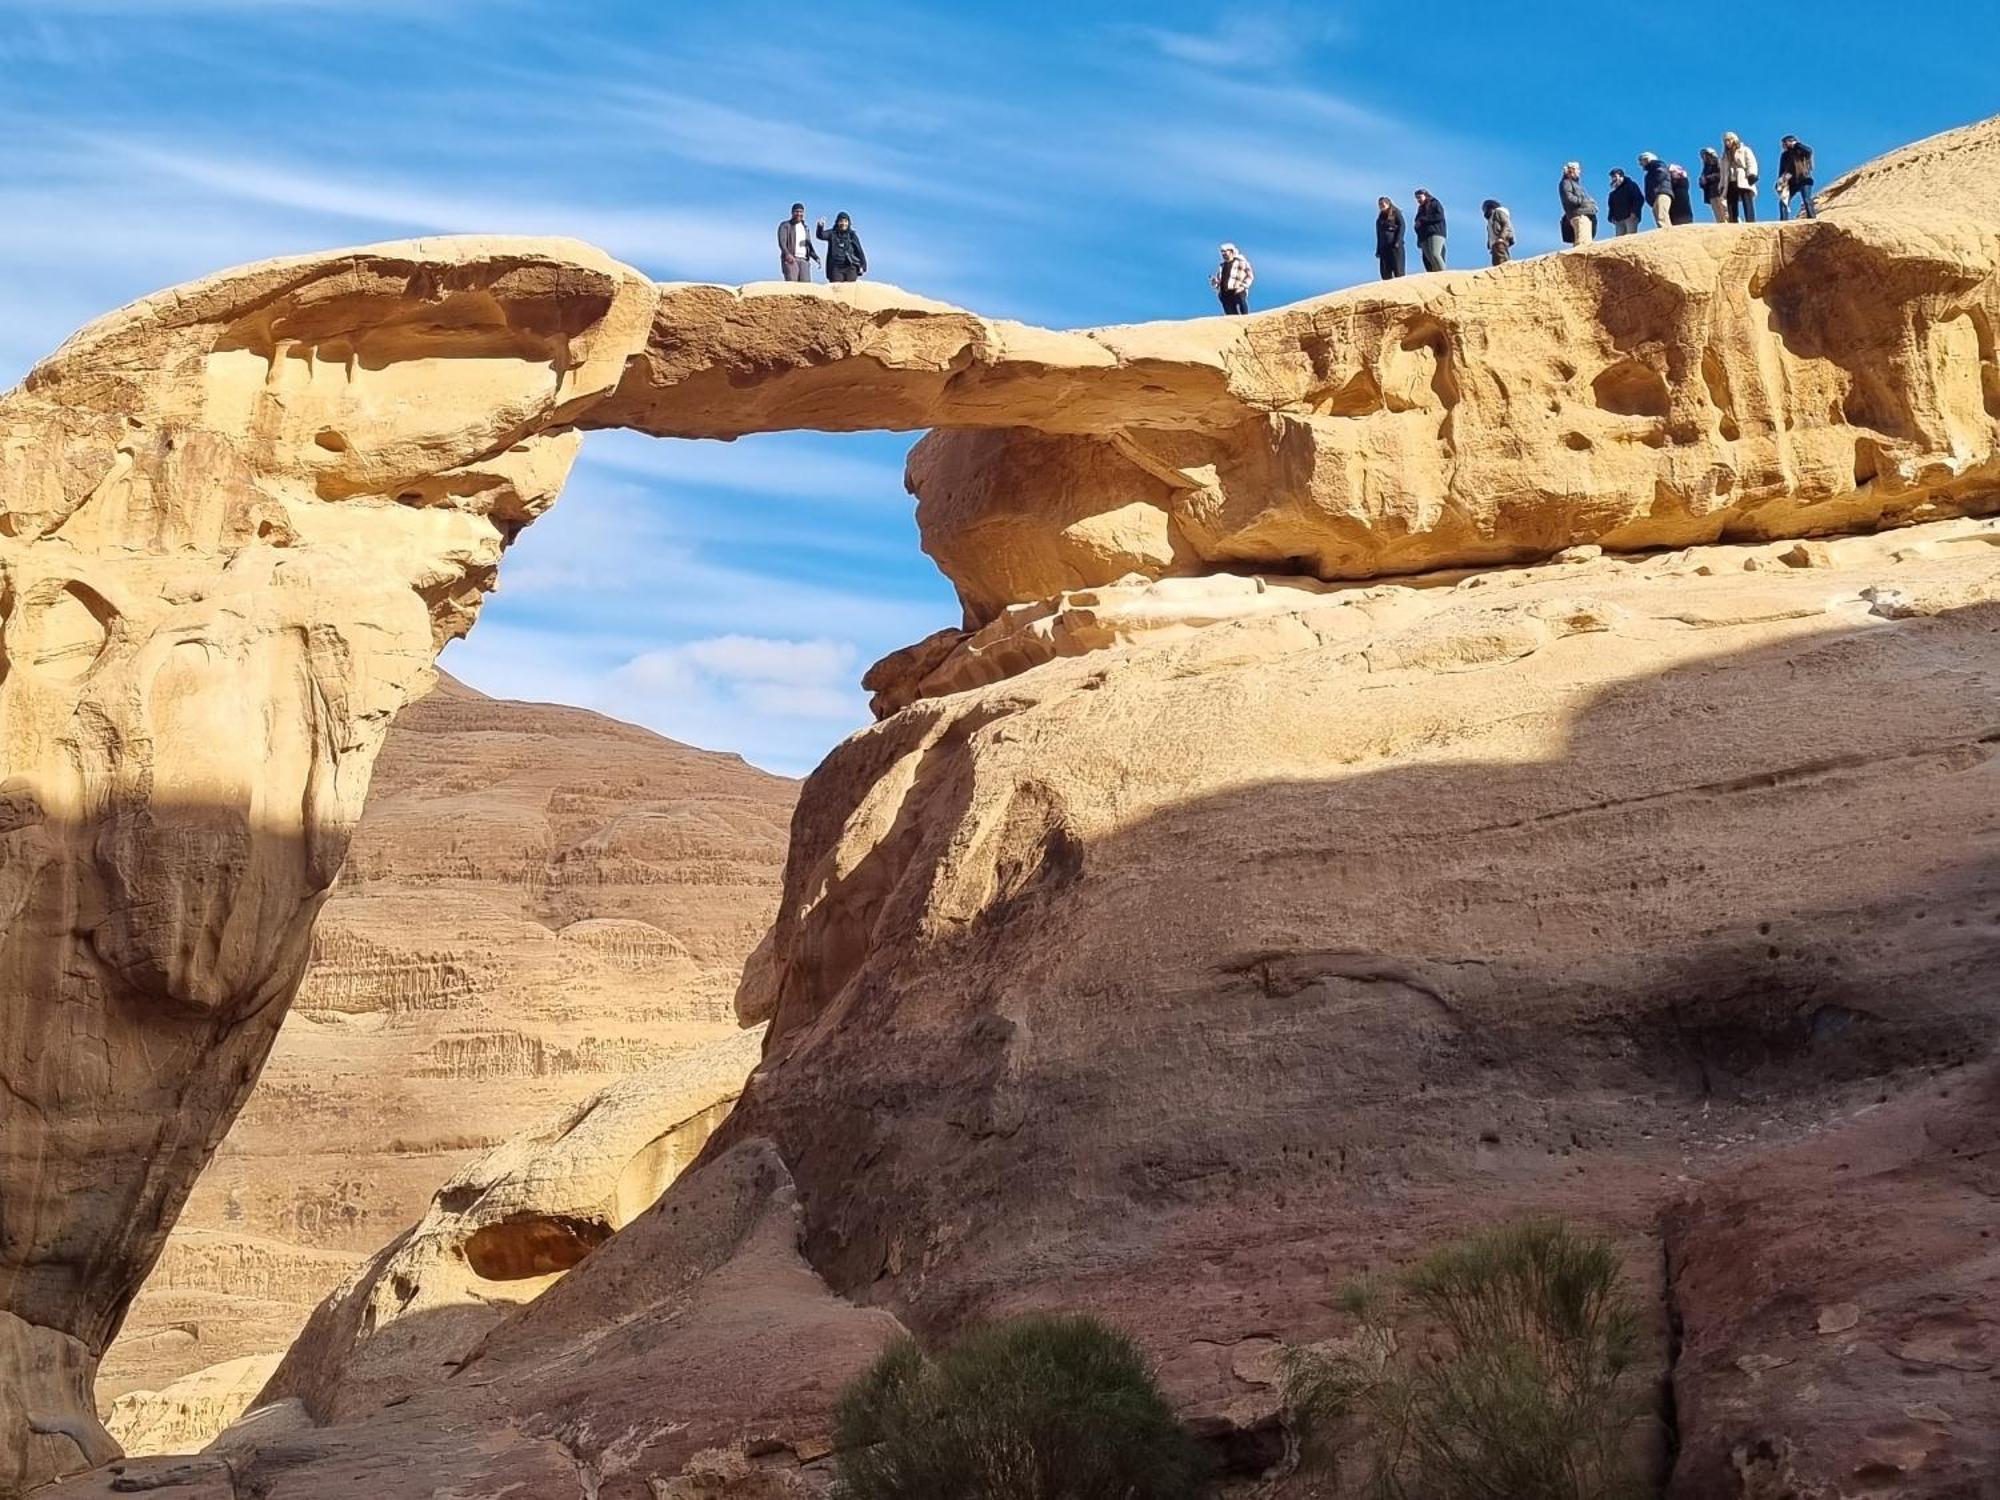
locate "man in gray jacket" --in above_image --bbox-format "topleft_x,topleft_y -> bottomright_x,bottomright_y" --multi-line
778,203 -> 819,282
1560,162 -> 1597,246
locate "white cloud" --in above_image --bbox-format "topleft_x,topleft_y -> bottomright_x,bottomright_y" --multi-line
443,625 -> 873,778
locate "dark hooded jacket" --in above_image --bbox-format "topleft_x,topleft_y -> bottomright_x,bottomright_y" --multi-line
1669,165 -> 1696,224
1560,174 -> 1596,218
1699,152 -> 1724,201
1376,204 -> 1406,254
1607,175 -> 1644,222
817,215 -> 867,275
1414,195 -> 1445,238
1642,159 -> 1672,201
1779,140 -> 1815,183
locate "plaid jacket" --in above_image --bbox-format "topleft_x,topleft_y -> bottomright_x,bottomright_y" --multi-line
1213,254 -> 1254,293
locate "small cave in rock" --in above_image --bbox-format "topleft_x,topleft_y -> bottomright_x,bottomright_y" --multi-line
1591,359 -> 1672,419
461,1213 -> 614,1281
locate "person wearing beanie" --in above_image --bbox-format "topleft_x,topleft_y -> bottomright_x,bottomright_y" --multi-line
1639,154 -> 1673,228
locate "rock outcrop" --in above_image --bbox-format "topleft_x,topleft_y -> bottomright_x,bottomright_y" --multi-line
258,1025 -> 765,1424
8,114 -> 2000,1496
95,675 -> 793,1446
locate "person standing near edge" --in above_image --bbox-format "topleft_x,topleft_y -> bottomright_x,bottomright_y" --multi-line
1699,146 -> 1727,221
1777,135 -> 1818,220
1483,199 -> 1515,266
1669,161 -> 1697,225
1211,242 -> 1254,315
1607,168 -> 1643,235
1721,133 -> 1759,222
1414,189 -> 1446,271
1640,154 -> 1673,227
1375,196 -> 1407,279
817,211 -> 867,281
778,202 -> 819,282
1560,162 -> 1597,246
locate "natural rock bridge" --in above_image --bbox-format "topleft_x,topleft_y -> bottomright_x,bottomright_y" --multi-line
4,121 -> 2000,1490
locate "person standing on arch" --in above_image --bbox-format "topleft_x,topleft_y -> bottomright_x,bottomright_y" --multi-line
1413,189 -> 1446,271
1483,199 -> 1515,266
1211,242 -> 1254,315
1640,153 -> 1673,227
1375,196 -> 1407,279
817,211 -> 868,282
1560,162 -> 1597,246
1721,133 -> 1759,222
1699,146 -> 1728,221
1777,135 -> 1818,220
1607,168 -> 1644,235
777,203 -> 819,282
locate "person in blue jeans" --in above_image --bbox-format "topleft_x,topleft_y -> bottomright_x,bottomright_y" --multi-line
1413,189 -> 1446,271
1777,136 -> 1818,220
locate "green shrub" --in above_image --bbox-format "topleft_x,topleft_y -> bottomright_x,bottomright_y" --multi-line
834,1313 -> 1204,1500
1282,1219 -> 1651,1500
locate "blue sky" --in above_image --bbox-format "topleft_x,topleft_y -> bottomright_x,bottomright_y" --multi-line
0,1 -> 1989,774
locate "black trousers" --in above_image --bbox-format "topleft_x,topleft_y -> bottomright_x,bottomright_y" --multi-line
1218,289 -> 1249,315
1378,246 -> 1405,279
1727,186 -> 1756,223
828,265 -> 861,282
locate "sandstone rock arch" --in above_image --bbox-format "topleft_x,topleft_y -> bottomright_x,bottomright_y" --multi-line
5,113 -> 2000,1488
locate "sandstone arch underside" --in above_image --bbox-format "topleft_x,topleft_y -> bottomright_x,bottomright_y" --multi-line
3,124 -> 2000,1491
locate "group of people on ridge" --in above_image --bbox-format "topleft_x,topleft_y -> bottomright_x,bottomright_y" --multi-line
1208,132 -> 1819,316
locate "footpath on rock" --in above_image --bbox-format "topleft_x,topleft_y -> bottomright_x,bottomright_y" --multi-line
3,114 -> 1999,1500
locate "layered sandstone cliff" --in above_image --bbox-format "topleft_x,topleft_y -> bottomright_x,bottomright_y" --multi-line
93,676 -> 793,1450
10,115 -> 2000,1498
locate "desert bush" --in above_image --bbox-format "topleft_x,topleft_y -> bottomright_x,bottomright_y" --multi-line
1282,1219 -> 1651,1500
834,1313 -> 1204,1500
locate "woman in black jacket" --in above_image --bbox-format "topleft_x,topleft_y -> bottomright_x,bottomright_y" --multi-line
817,212 -> 868,282
1698,149 -> 1726,222
1375,197 -> 1406,280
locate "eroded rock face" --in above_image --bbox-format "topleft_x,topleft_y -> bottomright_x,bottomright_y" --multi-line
8,114 -> 2000,1495
96,675 -> 794,1445
911,212 -> 2000,623
258,1025 -> 765,1425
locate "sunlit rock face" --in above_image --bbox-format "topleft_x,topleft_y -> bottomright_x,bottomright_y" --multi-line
9,114 -> 2000,1498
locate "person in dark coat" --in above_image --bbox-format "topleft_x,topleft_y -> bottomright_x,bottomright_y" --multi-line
1375,196 -> 1406,279
1777,135 -> 1818,220
1699,147 -> 1727,222
1413,189 -> 1446,271
1560,162 -> 1597,245
816,212 -> 867,282
1639,154 -> 1673,227
1607,169 -> 1644,235
1668,163 -> 1697,225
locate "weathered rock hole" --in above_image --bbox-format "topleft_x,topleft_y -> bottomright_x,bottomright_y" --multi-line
15,580 -> 117,681
313,429 -> 349,453
1854,438 -> 1881,487
1563,432 -> 1594,452
462,1213 -> 613,1281
1592,360 -> 1672,419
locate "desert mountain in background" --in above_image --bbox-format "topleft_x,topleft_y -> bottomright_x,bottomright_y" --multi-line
95,675 -> 795,1447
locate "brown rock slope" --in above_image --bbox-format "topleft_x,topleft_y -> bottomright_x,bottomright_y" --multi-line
8,114 -> 2000,1495
95,677 -> 794,1448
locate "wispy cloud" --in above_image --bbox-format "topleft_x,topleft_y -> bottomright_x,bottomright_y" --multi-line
1119,12 -> 1347,72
